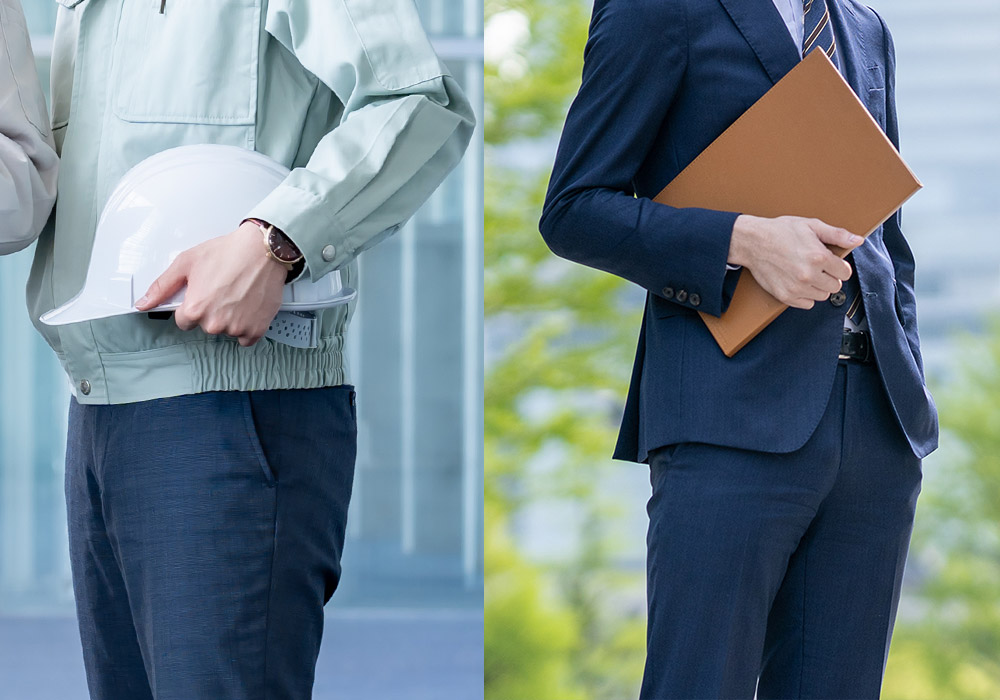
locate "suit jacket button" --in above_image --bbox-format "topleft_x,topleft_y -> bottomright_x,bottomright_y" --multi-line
689,293 -> 701,307
662,287 -> 674,300
676,289 -> 688,303
830,291 -> 847,307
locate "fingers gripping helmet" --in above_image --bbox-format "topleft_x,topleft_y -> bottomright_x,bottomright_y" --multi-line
41,144 -> 355,326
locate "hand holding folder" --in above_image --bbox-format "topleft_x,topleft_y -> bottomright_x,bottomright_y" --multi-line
654,49 -> 921,357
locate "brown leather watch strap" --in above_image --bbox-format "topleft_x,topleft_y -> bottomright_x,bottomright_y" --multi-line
284,257 -> 307,284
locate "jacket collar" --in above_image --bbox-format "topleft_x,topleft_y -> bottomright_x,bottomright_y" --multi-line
717,0 -> 801,84
718,0 -> 873,95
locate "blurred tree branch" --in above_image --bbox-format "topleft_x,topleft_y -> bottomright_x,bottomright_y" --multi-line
484,1 -> 647,698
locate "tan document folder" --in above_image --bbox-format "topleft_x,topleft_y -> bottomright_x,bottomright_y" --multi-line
654,49 -> 921,357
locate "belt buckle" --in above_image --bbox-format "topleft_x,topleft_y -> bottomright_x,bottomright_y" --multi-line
858,330 -> 872,363
839,329 -> 853,361
839,329 -> 871,363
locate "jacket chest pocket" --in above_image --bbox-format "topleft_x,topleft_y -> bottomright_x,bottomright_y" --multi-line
111,0 -> 260,125
866,64 -> 886,128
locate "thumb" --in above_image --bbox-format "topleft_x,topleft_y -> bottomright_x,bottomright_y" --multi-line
814,221 -> 863,250
136,254 -> 190,310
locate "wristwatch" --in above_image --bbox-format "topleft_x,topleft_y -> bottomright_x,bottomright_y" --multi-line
244,218 -> 306,284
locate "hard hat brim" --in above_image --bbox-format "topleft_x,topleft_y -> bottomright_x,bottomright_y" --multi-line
40,144 -> 360,329
41,287 -> 359,326
41,294 -> 138,326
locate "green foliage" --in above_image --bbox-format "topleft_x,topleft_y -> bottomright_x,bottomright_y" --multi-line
485,0 -> 647,698
884,631 -> 1000,700
484,501 -> 585,700
484,0 -> 589,145
882,323 -> 1000,698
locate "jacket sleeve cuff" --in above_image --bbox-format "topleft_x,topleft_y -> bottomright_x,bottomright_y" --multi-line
246,183 -> 351,282
647,207 -> 740,318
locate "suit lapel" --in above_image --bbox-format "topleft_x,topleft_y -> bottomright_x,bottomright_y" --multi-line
827,1 -> 885,279
719,0 -> 879,110
717,0 -> 802,84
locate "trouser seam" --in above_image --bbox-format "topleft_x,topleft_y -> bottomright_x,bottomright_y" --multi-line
261,488 -> 279,699
797,545 -> 808,698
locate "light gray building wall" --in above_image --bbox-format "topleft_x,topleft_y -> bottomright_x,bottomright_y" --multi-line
874,0 -> 1000,375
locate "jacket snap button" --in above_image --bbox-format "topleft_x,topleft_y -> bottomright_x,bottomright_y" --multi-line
830,291 -> 847,307
662,287 -> 674,300
79,380 -> 91,396
322,244 -> 336,262
676,289 -> 688,303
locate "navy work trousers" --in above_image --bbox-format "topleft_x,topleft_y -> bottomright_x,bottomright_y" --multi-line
65,387 -> 357,700
641,361 -> 922,699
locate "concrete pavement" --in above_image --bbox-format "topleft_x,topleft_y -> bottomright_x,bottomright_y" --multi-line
0,609 -> 483,700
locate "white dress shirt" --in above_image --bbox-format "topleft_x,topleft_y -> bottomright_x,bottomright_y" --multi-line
0,0 -> 58,255
772,0 -> 805,55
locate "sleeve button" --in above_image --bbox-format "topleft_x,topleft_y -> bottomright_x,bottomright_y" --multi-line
322,245 -> 337,262
662,287 -> 675,300
689,293 -> 701,307
676,289 -> 688,303
79,380 -> 91,396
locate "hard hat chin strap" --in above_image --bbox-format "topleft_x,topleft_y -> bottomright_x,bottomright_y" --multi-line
265,311 -> 319,349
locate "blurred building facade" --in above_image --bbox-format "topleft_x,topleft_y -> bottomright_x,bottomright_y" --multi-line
876,0 -> 1000,375
0,0 -> 483,613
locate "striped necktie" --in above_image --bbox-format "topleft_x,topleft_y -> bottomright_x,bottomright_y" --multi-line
843,269 -> 867,330
803,0 -> 842,72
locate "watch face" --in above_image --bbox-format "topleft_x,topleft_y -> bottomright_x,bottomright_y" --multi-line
268,228 -> 303,263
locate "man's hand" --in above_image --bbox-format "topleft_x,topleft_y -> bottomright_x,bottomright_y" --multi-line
728,215 -> 863,310
135,222 -> 287,347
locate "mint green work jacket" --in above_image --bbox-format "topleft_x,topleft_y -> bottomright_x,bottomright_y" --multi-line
26,0 -> 475,404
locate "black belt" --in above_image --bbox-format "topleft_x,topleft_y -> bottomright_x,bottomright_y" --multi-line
839,329 -> 873,363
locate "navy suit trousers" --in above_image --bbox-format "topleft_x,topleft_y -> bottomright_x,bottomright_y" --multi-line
65,387 -> 357,700
641,361 -> 920,699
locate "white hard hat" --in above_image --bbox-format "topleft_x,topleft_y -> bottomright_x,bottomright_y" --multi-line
41,144 -> 355,327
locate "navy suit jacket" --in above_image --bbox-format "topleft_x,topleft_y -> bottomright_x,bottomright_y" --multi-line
539,0 -> 939,462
